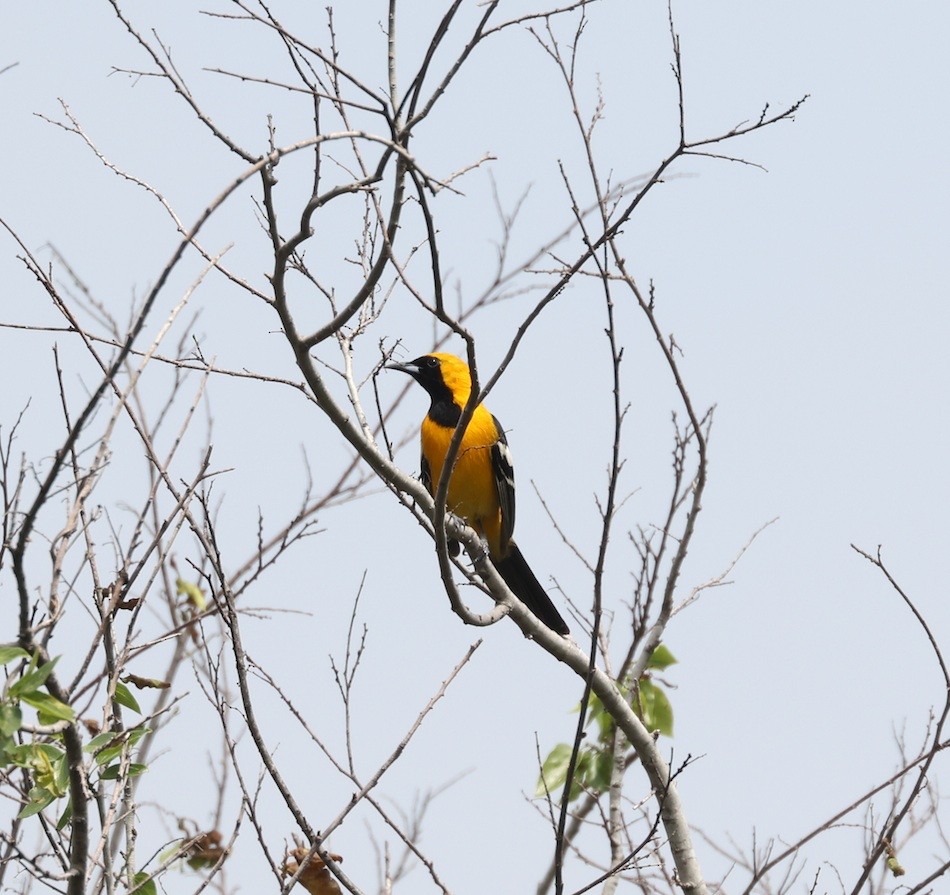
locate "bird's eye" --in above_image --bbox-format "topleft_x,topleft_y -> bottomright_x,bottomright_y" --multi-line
425,357 -> 439,368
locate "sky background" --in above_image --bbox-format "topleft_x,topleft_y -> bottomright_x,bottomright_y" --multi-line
2,2 -> 949,894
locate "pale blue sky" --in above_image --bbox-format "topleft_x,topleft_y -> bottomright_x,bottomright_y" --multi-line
2,2 -> 948,893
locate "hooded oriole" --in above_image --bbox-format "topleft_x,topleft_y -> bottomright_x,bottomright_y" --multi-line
388,352 -> 570,635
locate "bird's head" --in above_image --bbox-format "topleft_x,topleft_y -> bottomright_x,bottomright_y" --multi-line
387,353 -> 473,406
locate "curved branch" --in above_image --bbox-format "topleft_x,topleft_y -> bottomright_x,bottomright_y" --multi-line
847,546 -> 950,894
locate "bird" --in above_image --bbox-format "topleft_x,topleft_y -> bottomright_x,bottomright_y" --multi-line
388,352 -> 570,635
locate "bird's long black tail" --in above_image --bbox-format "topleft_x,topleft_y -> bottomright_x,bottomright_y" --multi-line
495,543 -> 569,635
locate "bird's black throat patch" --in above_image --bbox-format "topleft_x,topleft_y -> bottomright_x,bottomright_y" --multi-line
427,395 -> 462,427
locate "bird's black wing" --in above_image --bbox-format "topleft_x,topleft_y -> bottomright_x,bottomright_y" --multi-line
420,451 -> 432,495
490,415 -> 516,549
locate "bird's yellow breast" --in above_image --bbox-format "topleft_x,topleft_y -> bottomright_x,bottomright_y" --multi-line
422,406 -> 502,542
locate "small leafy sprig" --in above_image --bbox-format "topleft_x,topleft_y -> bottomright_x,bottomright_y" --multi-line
537,644 -> 677,802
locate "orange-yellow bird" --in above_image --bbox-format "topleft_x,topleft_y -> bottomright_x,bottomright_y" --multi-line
389,353 -> 569,635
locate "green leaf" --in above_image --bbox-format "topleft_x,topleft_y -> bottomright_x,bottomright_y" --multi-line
0,704 -> 23,737
28,746 -> 69,798
637,679 -> 674,737
113,683 -> 142,714
535,742 -> 573,798
6,742 -> 64,769
54,751 -> 70,794
0,735 -> 15,767
100,762 -> 147,781
130,871 -> 157,895
536,743 -> 613,803
8,655 -> 59,699
581,691 -> 613,743
588,748 -> 614,794
84,732 -> 119,753
93,743 -> 125,767
0,646 -> 29,666
88,726 -> 150,766
159,840 -> 186,864
126,726 -> 150,748
581,685 -> 631,744
56,799 -> 72,830
176,578 -> 206,612
648,643 -> 678,671
18,788 -> 56,818
21,690 -> 76,723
